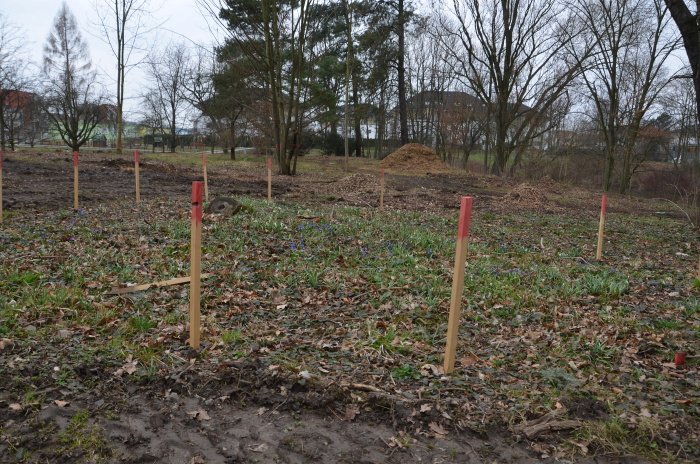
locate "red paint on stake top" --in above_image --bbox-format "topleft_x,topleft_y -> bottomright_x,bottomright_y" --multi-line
267,157 -> 272,170
457,196 -> 473,240
134,150 -> 140,164
191,181 -> 203,223
675,352 -> 686,367
601,193 -> 607,216
73,151 -> 79,167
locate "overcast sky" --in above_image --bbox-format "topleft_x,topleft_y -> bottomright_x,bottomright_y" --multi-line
2,0 -> 224,118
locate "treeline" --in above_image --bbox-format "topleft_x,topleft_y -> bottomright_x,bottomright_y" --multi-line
2,1 -> 700,196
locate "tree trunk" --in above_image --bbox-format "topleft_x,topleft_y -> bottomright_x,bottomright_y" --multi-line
116,104 -> 123,154
397,0 -> 409,146
229,124 -> 236,160
664,0 -> 700,124
0,103 -> 5,151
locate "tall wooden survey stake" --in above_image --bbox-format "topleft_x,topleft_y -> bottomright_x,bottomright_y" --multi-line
73,151 -> 79,210
444,196 -> 473,374
189,181 -> 203,349
596,194 -> 607,261
134,150 -> 141,204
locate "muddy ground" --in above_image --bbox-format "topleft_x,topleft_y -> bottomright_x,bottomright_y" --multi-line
0,151 -> 661,217
0,151 -> 687,463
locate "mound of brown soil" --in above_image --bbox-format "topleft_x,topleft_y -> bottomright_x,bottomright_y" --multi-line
380,144 -> 448,173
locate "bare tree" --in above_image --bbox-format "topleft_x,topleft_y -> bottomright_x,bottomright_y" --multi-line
42,3 -> 103,152
144,42 -> 189,153
94,0 -> 151,153
663,78 -> 697,166
574,0 -> 678,193
140,89 -> 167,152
406,17 -> 455,151
0,14 -> 31,151
440,0 -> 589,176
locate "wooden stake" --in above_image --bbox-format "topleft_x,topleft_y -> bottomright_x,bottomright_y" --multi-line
379,168 -> 385,210
443,196 -> 473,374
267,156 -> 272,201
73,151 -> 79,210
202,153 -> 209,202
134,150 -> 141,204
0,149 -> 4,224
596,194 -> 607,261
189,181 -> 203,349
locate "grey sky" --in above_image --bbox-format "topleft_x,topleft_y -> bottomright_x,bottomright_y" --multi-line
2,0 -> 223,118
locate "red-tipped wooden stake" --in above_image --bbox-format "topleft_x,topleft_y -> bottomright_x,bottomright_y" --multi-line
0,149 -> 4,224
596,194 -> 607,261
379,168 -> 385,210
202,153 -> 209,202
674,352 -> 686,367
444,196 -> 473,374
73,151 -> 79,210
134,150 -> 141,204
267,156 -> 272,201
189,181 -> 203,349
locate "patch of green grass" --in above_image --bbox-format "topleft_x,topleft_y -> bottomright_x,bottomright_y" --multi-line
128,315 -> 156,333
577,270 -> 629,299
653,318 -> 683,331
222,329 -> 245,345
586,339 -> 616,367
58,410 -> 112,462
5,270 -> 42,286
392,364 -> 420,380
576,417 -> 673,462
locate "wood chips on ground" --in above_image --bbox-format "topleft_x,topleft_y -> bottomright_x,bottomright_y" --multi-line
380,143 -> 449,173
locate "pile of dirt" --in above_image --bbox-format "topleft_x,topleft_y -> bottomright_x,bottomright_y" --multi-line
380,143 -> 448,173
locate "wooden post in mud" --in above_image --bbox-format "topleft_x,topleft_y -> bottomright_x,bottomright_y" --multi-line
0,149 -> 3,224
202,153 -> 209,202
267,156 -> 272,201
596,194 -> 607,261
379,168 -> 385,210
134,150 -> 141,204
73,151 -> 79,210
189,181 -> 203,349
444,196 -> 473,374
